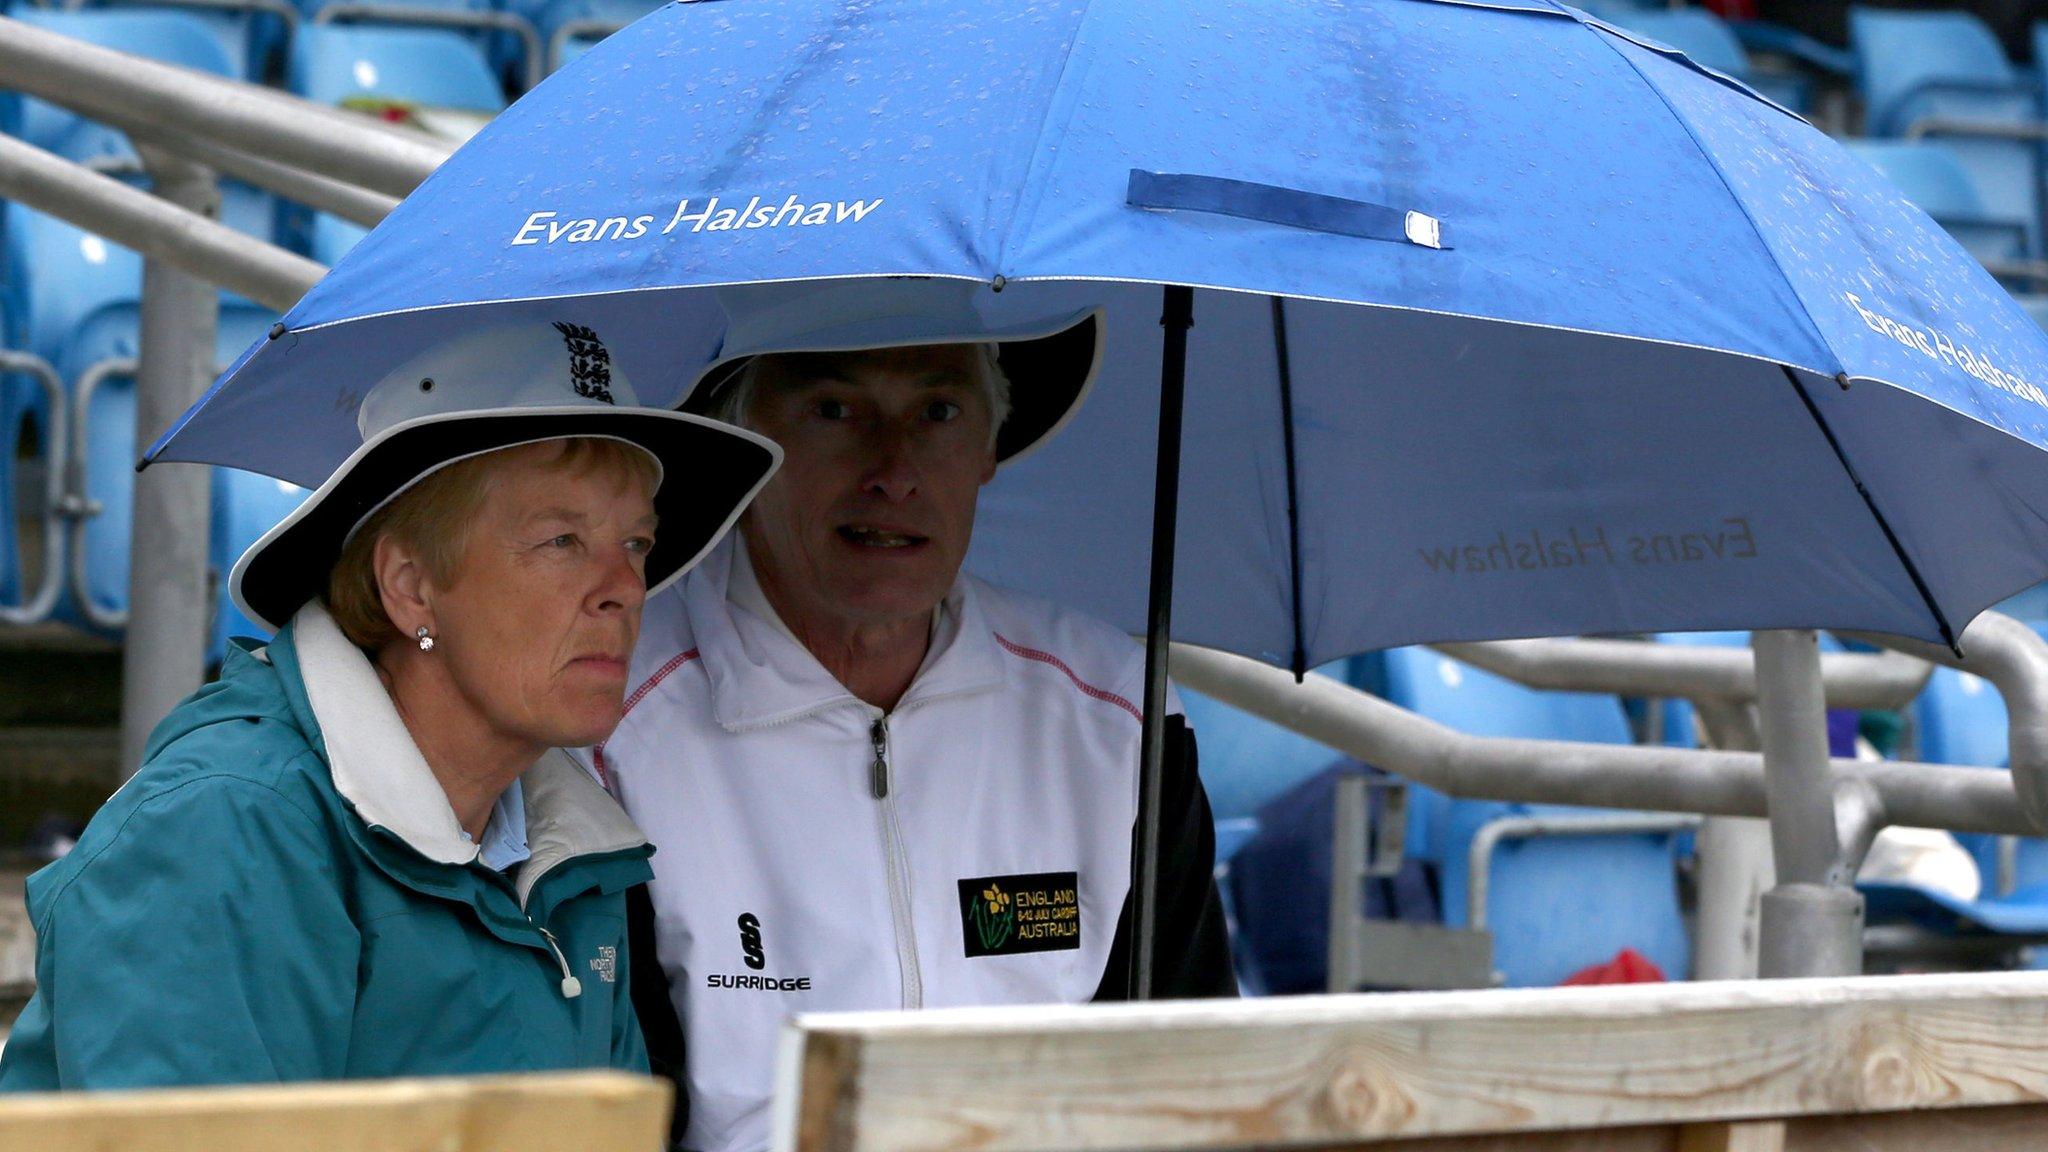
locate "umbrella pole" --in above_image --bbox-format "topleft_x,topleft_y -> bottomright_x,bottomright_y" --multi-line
1129,284 -> 1194,1001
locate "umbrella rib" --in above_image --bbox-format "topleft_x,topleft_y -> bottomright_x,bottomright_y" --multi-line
1782,366 -> 1959,654
1270,296 -> 1308,680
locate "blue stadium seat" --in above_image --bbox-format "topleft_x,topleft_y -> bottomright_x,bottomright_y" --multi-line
66,308 -> 283,642
1182,688 -> 1348,865
211,467 -> 309,648
307,213 -> 371,267
1598,8 -> 1811,115
1842,140 -> 2032,269
3,204 -> 292,653
287,23 -> 505,109
4,207 -> 141,372
0,304 -> 60,615
1379,648 -> 1691,987
295,0 -> 537,92
1849,8 -> 2044,255
31,0 -> 276,89
285,25 -> 503,261
527,0 -> 659,72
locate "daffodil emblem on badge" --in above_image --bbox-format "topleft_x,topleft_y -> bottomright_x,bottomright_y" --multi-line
972,884 -> 1014,951
957,872 -> 1080,958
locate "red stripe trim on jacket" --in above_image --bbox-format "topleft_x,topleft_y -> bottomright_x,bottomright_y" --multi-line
593,648 -> 701,790
992,633 -> 1143,723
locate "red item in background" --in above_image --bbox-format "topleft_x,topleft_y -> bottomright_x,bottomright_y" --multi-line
1561,947 -> 1668,985
1702,0 -> 1758,19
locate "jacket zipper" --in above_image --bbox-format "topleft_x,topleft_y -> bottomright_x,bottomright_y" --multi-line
869,714 -> 923,1009
535,923 -> 584,999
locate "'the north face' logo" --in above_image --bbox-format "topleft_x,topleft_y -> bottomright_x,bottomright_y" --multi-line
738,912 -> 766,970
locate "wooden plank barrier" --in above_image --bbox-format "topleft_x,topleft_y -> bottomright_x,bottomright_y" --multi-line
773,972 -> 2048,1152
0,1069 -> 670,1151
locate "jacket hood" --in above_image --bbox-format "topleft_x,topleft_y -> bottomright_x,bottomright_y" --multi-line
138,634 -> 306,766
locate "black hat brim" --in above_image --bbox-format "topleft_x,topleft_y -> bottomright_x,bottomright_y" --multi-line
233,408 -> 780,632
683,311 -> 1101,465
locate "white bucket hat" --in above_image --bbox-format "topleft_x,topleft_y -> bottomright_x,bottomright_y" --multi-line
676,277 -> 1103,465
232,319 -> 781,631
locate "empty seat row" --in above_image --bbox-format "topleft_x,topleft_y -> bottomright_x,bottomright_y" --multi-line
1195,649 -> 1691,994
1848,8 -> 2048,257
1200,616 -> 2048,991
1581,4 -> 1815,116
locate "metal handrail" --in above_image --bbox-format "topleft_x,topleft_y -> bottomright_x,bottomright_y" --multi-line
0,14 -> 450,199
1168,641 -> 2040,837
0,351 -> 69,626
1846,614 -> 2048,833
65,357 -> 139,630
1902,115 -> 2048,144
0,134 -> 324,314
149,128 -> 400,228
547,17 -> 622,74
1431,636 -> 1932,711
315,2 -> 543,92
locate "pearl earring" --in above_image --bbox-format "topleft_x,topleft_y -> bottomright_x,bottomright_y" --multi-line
416,626 -> 435,652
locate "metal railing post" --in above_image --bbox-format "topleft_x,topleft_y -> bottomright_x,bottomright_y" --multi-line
1325,773 -> 1368,993
1751,630 -> 1864,978
118,151 -> 220,778
1691,700 -> 1774,980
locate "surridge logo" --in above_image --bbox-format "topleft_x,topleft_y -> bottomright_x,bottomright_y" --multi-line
707,911 -> 810,992
970,883 -> 1015,951
738,912 -> 766,971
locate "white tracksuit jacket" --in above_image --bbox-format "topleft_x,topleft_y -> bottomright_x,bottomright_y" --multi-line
582,540 -> 1232,1152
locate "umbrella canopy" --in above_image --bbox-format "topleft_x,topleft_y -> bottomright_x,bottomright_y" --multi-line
152,0 -> 2048,664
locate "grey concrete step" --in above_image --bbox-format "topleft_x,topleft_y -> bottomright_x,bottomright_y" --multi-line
1,869 -> 31,1031
0,623 -> 121,729
0,728 -> 119,852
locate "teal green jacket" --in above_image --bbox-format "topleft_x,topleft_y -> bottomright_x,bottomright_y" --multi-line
0,604 -> 654,1089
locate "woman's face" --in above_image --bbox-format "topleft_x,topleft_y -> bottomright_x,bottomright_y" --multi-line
425,441 -> 658,751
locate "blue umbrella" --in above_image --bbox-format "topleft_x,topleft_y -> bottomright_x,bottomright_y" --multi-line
145,0 -> 2048,992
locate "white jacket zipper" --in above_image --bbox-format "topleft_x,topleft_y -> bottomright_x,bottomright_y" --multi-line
868,714 -> 923,1009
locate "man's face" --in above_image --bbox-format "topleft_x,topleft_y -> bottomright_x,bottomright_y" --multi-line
740,344 -> 1000,631
427,441 -> 658,749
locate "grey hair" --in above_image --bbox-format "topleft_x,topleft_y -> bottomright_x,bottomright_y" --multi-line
706,343 -> 1013,448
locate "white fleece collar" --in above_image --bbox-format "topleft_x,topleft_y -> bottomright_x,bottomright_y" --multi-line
688,537 -> 1004,730
293,603 -> 646,884
295,602 -> 479,866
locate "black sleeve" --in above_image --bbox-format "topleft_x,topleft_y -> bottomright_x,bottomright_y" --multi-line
1093,715 -> 1239,1000
626,883 -> 690,1147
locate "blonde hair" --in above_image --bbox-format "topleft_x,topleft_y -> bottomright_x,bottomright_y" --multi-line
324,437 -> 660,652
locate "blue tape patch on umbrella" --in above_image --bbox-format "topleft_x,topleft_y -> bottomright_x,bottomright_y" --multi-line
1126,170 -> 1448,250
